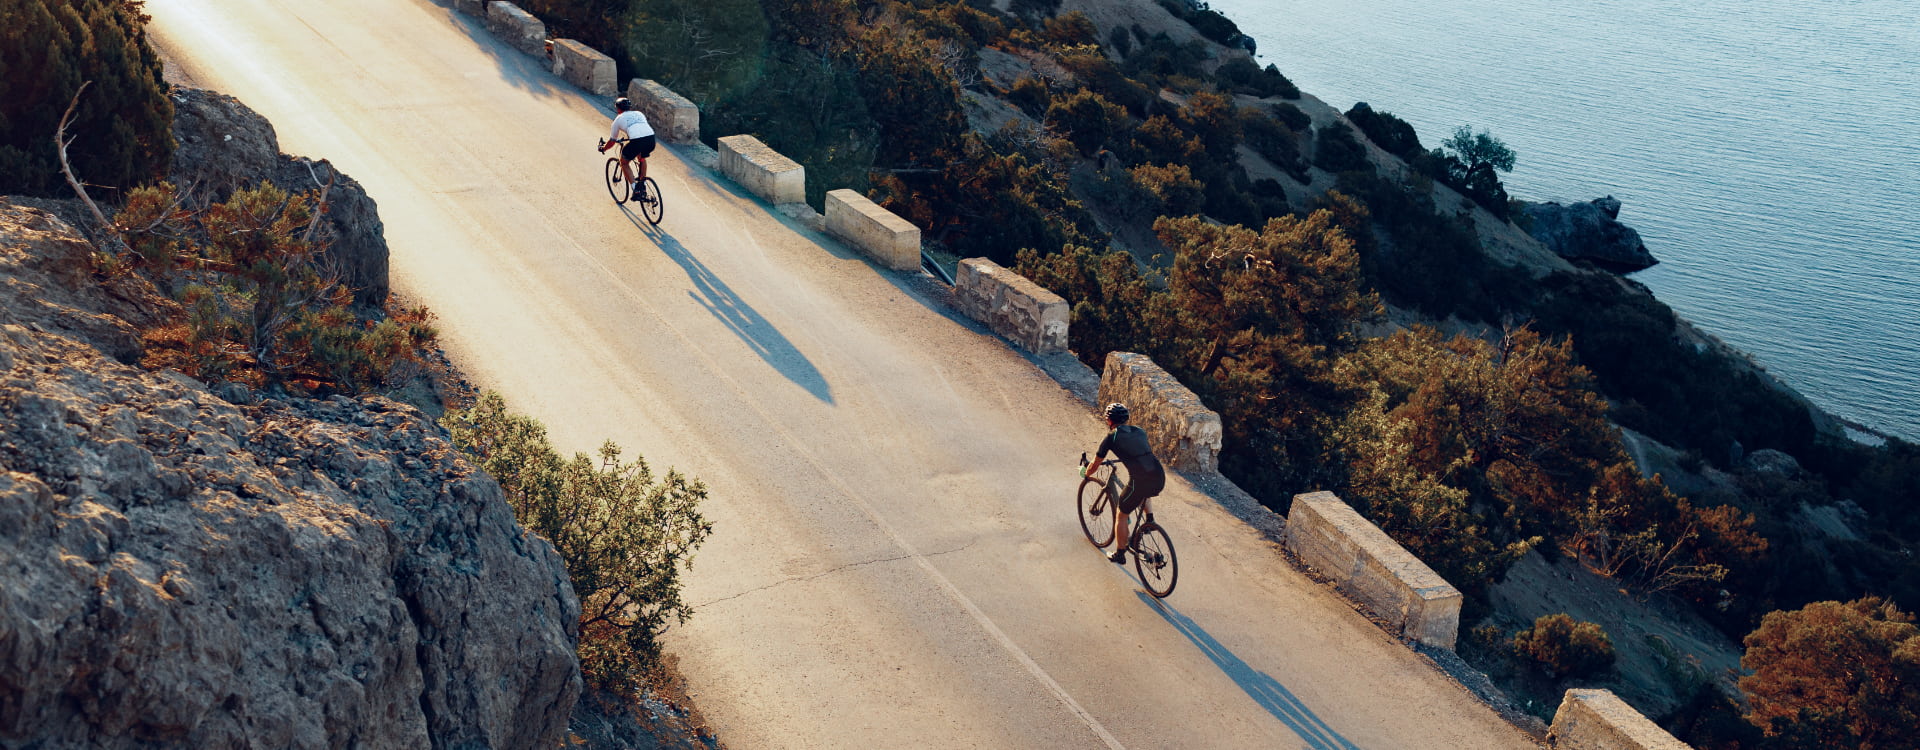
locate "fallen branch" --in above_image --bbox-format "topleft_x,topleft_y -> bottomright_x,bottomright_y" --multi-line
54,81 -> 124,251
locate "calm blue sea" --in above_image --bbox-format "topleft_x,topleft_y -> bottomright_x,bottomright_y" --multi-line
1208,0 -> 1920,441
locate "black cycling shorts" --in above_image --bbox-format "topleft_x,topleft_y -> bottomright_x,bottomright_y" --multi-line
620,134 -> 656,160
1115,468 -> 1165,514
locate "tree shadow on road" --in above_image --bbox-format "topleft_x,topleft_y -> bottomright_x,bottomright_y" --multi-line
1136,592 -> 1362,750
616,205 -> 835,404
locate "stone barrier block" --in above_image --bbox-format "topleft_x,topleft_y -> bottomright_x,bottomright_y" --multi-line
550,39 -> 616,96
455,0 -> 485,16
627,79 -> 700,144
1549,689 -> 1690,749
825,189 -> 921,272
1097,353 -> 1222,472
485,2 -> 546,57
953,258 -> 1067,354
1283,491 -> 1462,649
717,135 -> 805,206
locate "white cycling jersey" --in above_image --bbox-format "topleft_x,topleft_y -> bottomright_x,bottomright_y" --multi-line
610,110 -> 654,141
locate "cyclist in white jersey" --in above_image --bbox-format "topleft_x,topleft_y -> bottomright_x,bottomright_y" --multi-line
598,97 -> 656,197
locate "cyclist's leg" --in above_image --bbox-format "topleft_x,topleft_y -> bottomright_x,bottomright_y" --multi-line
1109,482 -> 1131,562
619,155 -> 635,183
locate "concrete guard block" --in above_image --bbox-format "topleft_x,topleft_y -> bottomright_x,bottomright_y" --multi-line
485,2 -> 546,57
953,258 -> 1068,354
550,39 -> 616,96
627,79 -> 700,144
1549,689 -> 1691,749
825,189 -> 921,272
1282,491 -> 1463,649
454,0 -> 485,16
1096,353 -> 1222,472
717,135 -> 805,206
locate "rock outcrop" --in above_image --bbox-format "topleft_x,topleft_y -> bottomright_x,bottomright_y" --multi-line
1519,196 -> 1659,272
0,202 -> 581,748
167,88 -> 390,310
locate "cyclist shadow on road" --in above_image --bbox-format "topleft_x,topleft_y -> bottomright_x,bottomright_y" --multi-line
1137,593 -> 1362,750
618,206 -> 834,404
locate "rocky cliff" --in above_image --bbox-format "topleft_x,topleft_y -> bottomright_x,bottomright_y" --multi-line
0,201 -> 581,748
1519,196 -> 1659,273
167,88 -> 390,310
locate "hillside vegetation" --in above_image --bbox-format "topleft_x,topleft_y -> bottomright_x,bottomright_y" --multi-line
500,0 -> 1920,743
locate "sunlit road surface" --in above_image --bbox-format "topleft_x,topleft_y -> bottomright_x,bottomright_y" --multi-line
146,1 -> 1539,746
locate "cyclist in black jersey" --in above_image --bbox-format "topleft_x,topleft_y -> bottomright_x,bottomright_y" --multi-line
1086,402 -> 1167,564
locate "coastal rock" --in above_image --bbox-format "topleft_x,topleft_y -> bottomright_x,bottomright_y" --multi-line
0,202 -> 581,748
167,88 -> 390,310
1520,196 -> 1659,273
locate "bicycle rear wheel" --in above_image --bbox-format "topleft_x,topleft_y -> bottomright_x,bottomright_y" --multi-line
1077,477 -> 1115,548
605,158 -> 628,204
1132,523 -> 1178,598
637,177 -> 663,224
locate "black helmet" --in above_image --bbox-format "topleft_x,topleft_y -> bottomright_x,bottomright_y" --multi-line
1104,403 -> 1130,423
614,97 -> 633,111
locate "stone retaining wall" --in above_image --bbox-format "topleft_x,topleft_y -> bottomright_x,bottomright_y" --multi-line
1549,690 -> 1691,749
825,189 -> 921,271
717,135 -> 805,205
953,258 -> 1067,354
1282,491 -> 1462,649
485,2 -> 545,57
1097,353 -> 1222,472
549,39 -> 615,96
626,79 -> 700,144
455,0 -> 485,16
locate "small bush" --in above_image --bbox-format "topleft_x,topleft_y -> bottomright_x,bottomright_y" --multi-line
1345,105 -> 1423,161
1512,613 -> 1616,678
1312,123 -> 1371,174
1127,163 -> 1204,217
444,393 -> 714,699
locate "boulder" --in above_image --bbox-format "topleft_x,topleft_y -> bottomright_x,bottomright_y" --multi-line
1519,196 -> 1659,273
0,202 -> 581,749
167,88 -> 389,310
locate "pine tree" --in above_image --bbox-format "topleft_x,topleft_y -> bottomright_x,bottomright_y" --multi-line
0,0 -> 173,197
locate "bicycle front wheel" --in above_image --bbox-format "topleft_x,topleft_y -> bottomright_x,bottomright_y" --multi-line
637,177 -> 663,224
605,158 -> 628,204
1133,523 -> 1178,598
1077,478 -> 1115,549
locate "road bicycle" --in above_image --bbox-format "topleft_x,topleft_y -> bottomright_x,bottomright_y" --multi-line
1078,453 -> 1178,598
598,137 -> 663,225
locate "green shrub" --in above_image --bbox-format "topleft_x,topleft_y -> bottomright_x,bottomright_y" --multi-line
1312,123 -> 1370,174
0,0 -> 173,197
1217,58 -> 1299,99
444,392 -> 713,699
1241,109 -> 1307,180
1006,75 -> 1052,119
1512,613 -> 1616,678
1345,105 -> 1423,161
116,182 -> 436,393
1740,598 -> 1920,748
1127,163 -> 1204,216
1045,88 -> 1131,157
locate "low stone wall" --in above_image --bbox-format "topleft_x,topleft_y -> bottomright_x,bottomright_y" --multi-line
953,258 -> 1067,354
485,2 -> 545,57
1097,353 -> 1222,473
717,135 -> 805,206
1549,690 -> 1691,749
1282,491 -> 1462,649
825,189 -> 921,272
455,0 -> 485,16
549,39 -> 615,96
626,79 -> 699,144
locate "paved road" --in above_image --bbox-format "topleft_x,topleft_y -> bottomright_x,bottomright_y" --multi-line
147,1 -> 1541,747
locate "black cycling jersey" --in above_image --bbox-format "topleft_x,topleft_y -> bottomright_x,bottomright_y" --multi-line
1098,425 -> 1166,512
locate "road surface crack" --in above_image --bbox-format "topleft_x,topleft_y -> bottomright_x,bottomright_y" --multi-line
694,541 -> 977,610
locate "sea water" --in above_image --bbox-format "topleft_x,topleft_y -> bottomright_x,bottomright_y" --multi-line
1207,0 -> 1920,440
